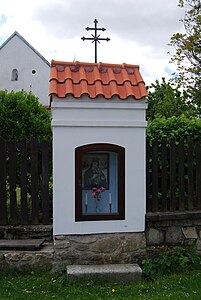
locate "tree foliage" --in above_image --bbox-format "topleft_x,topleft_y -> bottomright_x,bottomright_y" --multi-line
0,90 -> 52,141
191,86 -> 201,117
169,0 -> 201,90
147,78 -> 196,121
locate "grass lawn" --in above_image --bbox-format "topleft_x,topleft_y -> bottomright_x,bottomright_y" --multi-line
0,270 -> 201,300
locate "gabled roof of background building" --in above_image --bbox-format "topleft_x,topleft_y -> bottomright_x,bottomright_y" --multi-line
0,31 -> 50,67
49,60 -> 148,101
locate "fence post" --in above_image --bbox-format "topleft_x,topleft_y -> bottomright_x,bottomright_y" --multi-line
152,139 -> 158,212
30,137 -> 39,224
146,139 -> 151,212
195,142 -> 201,209
20,138 -> 28,224
0,137 -> 7,224
170,140 -> 176,211
161,138 -> 168,211
188,140 -> 194,210
8,140 -> 18,225
41,140 -> 50,224
178,138 -> 185,210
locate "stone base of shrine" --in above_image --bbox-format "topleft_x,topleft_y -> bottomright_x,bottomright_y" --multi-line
53,232 -> 146,269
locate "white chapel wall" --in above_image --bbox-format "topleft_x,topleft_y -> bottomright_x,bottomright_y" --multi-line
52,97 -> 147,235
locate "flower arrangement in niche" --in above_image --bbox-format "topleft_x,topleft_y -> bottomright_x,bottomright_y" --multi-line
91,185 -> 106,212
91,185 -> 105,201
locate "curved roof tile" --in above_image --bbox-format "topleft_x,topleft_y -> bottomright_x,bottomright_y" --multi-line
49,60 -> 148,101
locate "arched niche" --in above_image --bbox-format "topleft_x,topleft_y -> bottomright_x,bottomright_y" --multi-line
75,143 -> 125,221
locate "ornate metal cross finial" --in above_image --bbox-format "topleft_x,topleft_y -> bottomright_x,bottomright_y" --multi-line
81,19 -> 110,63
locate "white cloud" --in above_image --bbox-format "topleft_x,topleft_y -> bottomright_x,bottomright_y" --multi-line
0,0 -> 184,85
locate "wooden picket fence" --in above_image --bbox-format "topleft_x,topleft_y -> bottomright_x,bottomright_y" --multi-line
0,137 -> 52,225
146,138 -> 201,212
0,137 -> 201,225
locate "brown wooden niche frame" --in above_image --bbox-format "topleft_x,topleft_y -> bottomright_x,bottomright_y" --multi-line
75,143 -> 125,221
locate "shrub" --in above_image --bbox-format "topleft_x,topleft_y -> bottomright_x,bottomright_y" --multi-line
0,90 -> 51,141
142,243 -> 201,280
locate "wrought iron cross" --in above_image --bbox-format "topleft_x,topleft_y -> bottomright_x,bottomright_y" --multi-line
81,19 -> 110,63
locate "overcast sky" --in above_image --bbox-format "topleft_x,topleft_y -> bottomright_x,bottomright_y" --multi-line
0,0 -> 185,85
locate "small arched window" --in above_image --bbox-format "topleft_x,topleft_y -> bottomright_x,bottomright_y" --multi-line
75,143 -> 125,221
11,69 -> 18,81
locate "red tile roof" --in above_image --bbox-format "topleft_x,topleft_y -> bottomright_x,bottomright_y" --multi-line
49,60 -> 148,102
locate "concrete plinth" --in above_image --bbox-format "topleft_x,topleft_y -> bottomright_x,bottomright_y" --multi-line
66,264 -> 142,283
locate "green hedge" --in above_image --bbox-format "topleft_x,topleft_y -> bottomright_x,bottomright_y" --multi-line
0,90 -> 51,141
147,115 -> 201,144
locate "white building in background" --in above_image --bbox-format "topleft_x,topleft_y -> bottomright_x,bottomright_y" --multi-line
0,31 -> 50,106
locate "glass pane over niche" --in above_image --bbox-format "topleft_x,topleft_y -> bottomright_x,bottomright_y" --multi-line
82,151 -> 118,215
75,144 -> 125,221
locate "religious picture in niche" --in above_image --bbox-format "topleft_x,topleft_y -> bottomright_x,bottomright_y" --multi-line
75,144 -> 125,221
82,153 -> 109,190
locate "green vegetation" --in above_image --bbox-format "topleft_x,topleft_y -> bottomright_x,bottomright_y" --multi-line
146,114 -> 201,143
0,269 -> 201,299
0,90 -> 51,141
142,244 -> 201,280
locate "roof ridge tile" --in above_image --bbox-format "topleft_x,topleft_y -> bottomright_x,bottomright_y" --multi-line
84,66 -> 94,72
